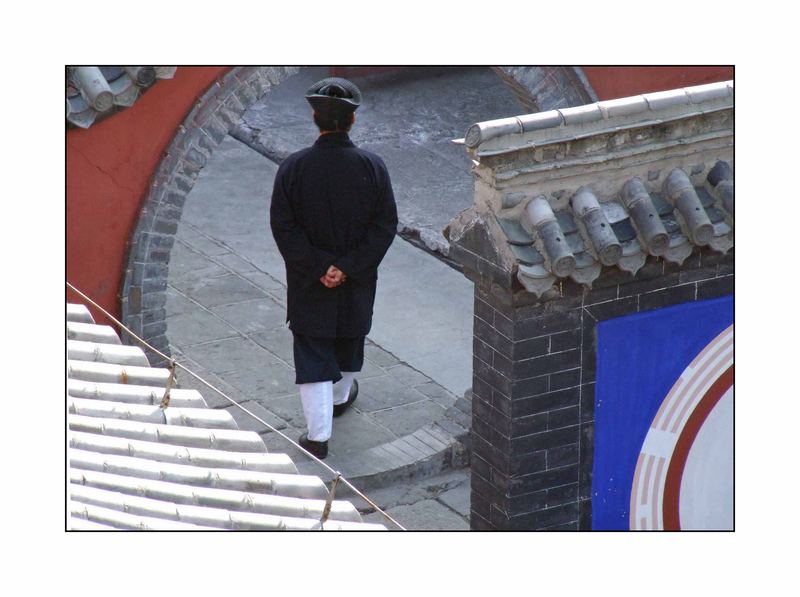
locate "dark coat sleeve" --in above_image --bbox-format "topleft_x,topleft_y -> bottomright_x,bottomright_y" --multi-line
332,162 -> 398,282
269,161 -> 336,284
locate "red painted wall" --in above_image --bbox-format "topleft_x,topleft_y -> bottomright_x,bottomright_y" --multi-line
66,66 -> 230,327
581,66 -> 733,100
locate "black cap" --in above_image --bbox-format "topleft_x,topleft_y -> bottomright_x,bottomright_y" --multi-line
305,77 -> 362,122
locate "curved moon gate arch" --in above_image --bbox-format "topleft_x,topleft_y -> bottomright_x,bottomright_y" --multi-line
120,66 -> 594,367
120,67 -> 300,365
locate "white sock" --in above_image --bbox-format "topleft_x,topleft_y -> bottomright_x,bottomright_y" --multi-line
299,381 -> 333,442
333,371 -> 356,405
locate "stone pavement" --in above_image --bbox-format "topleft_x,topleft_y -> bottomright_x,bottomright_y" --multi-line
165,133 -> 474,529
354,468 -> 470,530
233,66 -> 523,259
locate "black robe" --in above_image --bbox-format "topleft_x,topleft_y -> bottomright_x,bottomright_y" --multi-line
270,132 -> 398,338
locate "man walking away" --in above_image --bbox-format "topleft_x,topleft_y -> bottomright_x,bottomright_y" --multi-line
269,77 -> 398,459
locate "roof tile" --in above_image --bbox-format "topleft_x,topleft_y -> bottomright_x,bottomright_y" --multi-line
475,164 -> 731,295
518,110 -> 564,132
509,243 -> 545,266
650,192 -> 674,216
598,95 -> 649,119
558,103 -> 603,126
643,88 -> 691,111
685,81 -> 732,104
68,303 -> 384,530
497,217 -> 535,245
611,219 -> 637,243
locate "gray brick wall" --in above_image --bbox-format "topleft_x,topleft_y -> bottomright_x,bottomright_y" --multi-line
120,67 -> 299,366
467,247 -> 733,530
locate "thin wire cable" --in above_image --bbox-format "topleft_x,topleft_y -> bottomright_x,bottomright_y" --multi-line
66,281 -> 406,530
318,473 -> 341,529
160,359 -> 176,409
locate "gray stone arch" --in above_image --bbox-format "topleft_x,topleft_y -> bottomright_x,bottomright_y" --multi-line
491,67 -> 598,113
120,66 -> 299,365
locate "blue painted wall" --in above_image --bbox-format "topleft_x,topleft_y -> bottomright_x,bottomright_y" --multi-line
592,295 -> 733,530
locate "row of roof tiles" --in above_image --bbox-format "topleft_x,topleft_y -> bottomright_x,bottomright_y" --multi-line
66,67 -> 177,129
492,161 -> 733,296
463,80 -> 733,156
67,303 -> 385,530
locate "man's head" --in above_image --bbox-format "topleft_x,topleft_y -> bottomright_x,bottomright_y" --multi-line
305,77 -> 362,133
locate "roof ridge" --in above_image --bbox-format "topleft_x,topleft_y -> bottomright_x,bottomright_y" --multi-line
464,80 -> 734,154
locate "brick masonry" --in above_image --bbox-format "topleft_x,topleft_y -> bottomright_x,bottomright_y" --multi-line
120,67 -> 299,366
491,67 -> 597,113
465,247 -> 733,530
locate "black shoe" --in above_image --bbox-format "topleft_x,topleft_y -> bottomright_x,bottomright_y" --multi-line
299,433 -> 328,459
333,379 -> 358,418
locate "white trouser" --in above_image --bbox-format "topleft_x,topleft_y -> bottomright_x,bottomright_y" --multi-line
333,371 -> 356,405
299,372 -> 356,442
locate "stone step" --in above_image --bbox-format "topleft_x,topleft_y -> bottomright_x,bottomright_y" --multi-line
297,412 -> 470,495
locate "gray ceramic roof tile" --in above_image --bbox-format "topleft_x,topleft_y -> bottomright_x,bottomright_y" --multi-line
713,221 -> 732,236
696,187 -> 715,208
555,210 -> 578,234
509,243 -> 545,266
704,206 -> 725,224
598,95 -> 649,119
565,231 -> 586,254
600,200 -> 629,224
650,192 -> 674,216
707,160 -> 733,186
502,192 -> 527,209
455,76 -> 734,293
67,302 -> 383,531
485,163 -> 732,292
573,252 -> 597,269
643,88 -> 691,111
611,219 -> 637,243
464,80 -> 732,153
620,238 -> 643,257
497,217 -> 535,245
66,66 -> 178,129
660,213 -> 682,234
518,110 -> 565,132
686,82 -> 732,104
559,103 -> 603,126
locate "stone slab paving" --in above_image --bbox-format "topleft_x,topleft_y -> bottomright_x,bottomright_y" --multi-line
236,65 -> 524,258
355,468 -> 470,530
164,127 -> 475,529
172,133 -> 473,393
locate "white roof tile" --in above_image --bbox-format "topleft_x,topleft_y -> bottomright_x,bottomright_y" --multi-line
67,302 -> 384,530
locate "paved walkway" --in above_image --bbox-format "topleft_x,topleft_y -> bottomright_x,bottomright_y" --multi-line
235,66 -> 522,258
165,134 -> 473,525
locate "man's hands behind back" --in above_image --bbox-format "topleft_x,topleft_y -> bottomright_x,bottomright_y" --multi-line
320,265 -> 347,288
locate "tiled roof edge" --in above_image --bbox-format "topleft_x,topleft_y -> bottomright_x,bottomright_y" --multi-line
66,66 -> 178,129
464,80 -> 733,156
